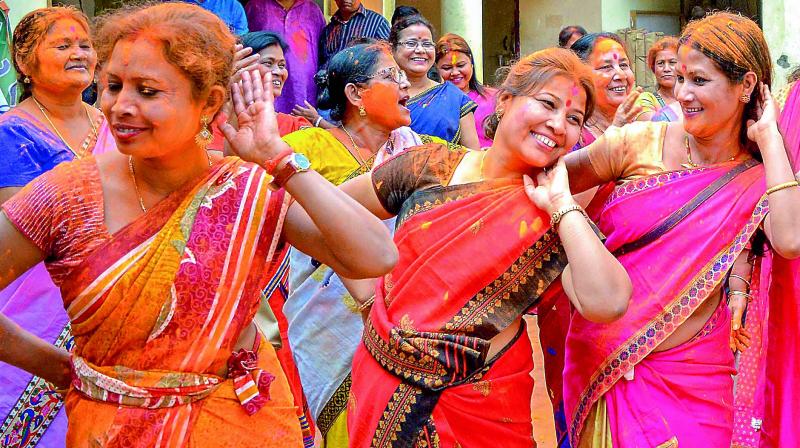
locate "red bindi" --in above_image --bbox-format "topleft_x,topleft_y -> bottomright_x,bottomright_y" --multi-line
566,99 -> 572,107
612,53 -> 618,60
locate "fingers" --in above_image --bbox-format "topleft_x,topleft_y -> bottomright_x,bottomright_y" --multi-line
250,69 -> 265,105
241,70 -> 255,108
730,299 -> 745,331
219,122 -> 238,152
261,71 -> 273,104
231,81 -> 246,115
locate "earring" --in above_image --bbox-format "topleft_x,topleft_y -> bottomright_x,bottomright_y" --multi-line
195,116 -> 213,150
359,105 -> 367,117
740,94 -> 750,103
23,76 -> 30,84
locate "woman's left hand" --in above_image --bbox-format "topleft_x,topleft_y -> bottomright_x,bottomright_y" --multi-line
524,157 -> 576,215
611,87 -> 644,127
729,295 -> 752,352
747,82 -> 781,145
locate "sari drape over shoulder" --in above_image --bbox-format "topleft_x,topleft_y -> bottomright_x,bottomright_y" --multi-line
348,144 -> 571,448
408,82 -> 477,144
0,109 -> 114,448
2,157 -> 303,448
563,122 -> 768,447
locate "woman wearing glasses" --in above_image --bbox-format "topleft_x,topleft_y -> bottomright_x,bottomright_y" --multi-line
390,14 -> 481,149
278,41 -> 424,448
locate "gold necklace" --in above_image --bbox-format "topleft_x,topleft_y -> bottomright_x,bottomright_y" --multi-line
128,154 -> 212,213
31,96 -> 98,159
683,136 -> 737,169
339,125 -> 368,166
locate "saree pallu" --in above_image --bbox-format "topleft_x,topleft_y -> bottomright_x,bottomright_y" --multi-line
564,159 -> 768,447
468,88 -> 497,148
12,157 -> 302,447
408,82 -> 477,144
349,181 -> 570,448
0,112 -> 114,448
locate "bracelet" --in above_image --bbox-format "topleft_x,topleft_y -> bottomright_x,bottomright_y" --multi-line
263,148 -> 294,174
550,204 -> 586,229
728,290 -> 753,303
358,295 -> 375,313
314,116 -> 324,127
765,180 -> 799,195
728,274 -> 751,290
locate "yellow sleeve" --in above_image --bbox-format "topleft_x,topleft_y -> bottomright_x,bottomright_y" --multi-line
281,127 -> 356,185
586,122 -> 668,182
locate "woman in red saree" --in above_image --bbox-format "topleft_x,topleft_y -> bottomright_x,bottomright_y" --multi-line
561,13 -> 800,447
340,48 -> 633,448
0,3 -> 397,447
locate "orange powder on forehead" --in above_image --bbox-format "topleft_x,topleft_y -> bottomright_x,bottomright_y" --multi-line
594,39 -> 624,59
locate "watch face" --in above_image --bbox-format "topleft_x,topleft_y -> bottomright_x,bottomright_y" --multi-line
293,153 -> 311,170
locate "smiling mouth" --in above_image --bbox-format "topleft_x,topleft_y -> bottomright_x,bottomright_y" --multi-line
608,86 -> 627,93
532,132 -> 557,149
272,79 -> 282,87
410,57 -> 428,63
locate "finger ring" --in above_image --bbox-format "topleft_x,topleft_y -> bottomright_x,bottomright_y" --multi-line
247,101 -> 255,106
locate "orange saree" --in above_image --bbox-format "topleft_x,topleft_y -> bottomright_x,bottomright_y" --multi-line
2,157 -> 303,447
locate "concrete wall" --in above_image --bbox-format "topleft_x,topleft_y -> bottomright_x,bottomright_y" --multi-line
482,0 -> 517,84
519,0 -> 602,55
601,0 -> 679,32
394,0 -> 443,36
763,0 -> 798,92
7,0 -> 47,29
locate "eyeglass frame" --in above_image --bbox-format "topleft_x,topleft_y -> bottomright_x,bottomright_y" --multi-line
396,39 -> 436,51
364,66 -> 408,85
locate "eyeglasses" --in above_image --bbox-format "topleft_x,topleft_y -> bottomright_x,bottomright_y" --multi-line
397,39 -> 435,51
366,66 -> 408,85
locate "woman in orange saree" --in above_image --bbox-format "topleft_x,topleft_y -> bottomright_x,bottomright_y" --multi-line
341,48 -> 633,448
0,3 -> 398,447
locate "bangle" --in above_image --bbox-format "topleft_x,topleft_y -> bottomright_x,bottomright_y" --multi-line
358,295 -> 375,313
314,116 -> 324,127
263,148 -> 294,174
728,290 -> 753,303
765,180 -> 799,195
728,274 -> 751,290
550,204 -> 586,229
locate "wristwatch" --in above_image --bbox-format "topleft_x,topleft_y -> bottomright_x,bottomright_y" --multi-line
268,152 -> 311,190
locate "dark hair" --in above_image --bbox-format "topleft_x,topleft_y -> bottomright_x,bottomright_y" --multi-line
317,42 -> 391,121
389,14 -> 435,48
241,31 -> 288,54
679,11 -> 772,153
790,66 -> 800,83
558,25 -> 587,47
391,6 -> 419,25
570,32 -> 628,62
12,6 -> 92,101
485,48 -> 595,139
435,33 -> 486,96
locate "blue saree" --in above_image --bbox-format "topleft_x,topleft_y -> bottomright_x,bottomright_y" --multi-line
407,81 -> 477,144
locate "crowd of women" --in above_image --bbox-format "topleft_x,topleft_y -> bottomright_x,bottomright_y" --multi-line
0,3 -> 798,448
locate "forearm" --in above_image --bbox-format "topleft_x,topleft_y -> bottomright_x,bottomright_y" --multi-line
760,126 -> 800,257
559,211 -> 630,321
0,314 -> 71,386
283,170 -> 397,277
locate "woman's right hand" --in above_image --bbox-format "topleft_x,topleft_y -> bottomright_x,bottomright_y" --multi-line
612,87 -> 644,127
221,69 -> 291,165
524,157 -> 576,215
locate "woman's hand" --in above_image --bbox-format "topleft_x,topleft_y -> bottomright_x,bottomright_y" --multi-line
612,87 -> 644,127
524,157 -> 576,215
729,296 -> 752,352
231,44 -> 264,85
221,69 -> 290,165
747,82 -> 781,145
292,100 -> 321,123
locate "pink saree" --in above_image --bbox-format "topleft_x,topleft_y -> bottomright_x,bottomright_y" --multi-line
564,158 -> 768,447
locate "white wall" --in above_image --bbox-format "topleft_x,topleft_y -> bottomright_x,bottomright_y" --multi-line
601,0 -> 679,33
519,0 -> 602,55
763,0 -> 799,92
6,0 -> 47,30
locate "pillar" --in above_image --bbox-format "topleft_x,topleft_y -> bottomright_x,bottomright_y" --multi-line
440,0 -> 483,83
762,0 -> 798,92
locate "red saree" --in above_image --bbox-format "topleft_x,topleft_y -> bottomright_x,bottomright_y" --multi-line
564,157 -> 768,447
2,157 -> 303,447
349,144 -> 572,448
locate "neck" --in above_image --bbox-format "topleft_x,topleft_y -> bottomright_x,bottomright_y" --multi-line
588,108 -> 613,134
30,86 -> 85,119
133,147 -> 211,197
657,86 -> 676,102
337,7 -> 357,21
407,71 -> 434,94
482,142 -> 543,180
341,115 -> 391,154
276,0 -> 295,9
689,120 -> 745,164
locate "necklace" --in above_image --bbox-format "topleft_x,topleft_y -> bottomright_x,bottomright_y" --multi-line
128,153 -> 212,213
339,125 -> 368,166
31,96 -> 97,159
683,136 -> 737,169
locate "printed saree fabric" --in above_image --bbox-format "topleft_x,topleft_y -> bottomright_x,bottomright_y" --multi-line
348,143 -> 570,448
0,109 -> 114,448
408,81 -> 477,144
564,123 -> 769,447
2,156 -> 303,447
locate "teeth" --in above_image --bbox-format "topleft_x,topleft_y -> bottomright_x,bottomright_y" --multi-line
686,107 -> 702,113
609,86 -> 626,92
533,133 -> 556,148
272,80 -> 281,86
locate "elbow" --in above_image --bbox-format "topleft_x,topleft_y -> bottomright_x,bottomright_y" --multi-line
346,243 -> 399,279
583,283 -> 632,324
774,237 -> 800,260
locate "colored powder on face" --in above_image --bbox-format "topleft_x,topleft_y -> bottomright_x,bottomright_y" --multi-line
451,53 -> 458,66
613,52 -> 618,60
361,82 -> 408,128
566,99 -> 572,107
682,64 -> 687,71
571,85 -> 580,96
69,26 -> 76,33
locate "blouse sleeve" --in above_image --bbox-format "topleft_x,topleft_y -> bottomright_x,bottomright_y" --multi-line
453,84 -> 478,118
0,122 -> 72,188
586,121 -> 667,182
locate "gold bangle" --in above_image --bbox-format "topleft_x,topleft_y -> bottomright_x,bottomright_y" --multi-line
358,295 -> 375,313
728,290 -> 753,303
550,204 -> 586,229
765,180 -> 799,195
728,274 -> 751,290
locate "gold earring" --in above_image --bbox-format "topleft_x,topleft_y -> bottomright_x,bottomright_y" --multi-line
740,94 -> 750,103
23,76 -> 30,84
195,116 -> 213,150
359,106 -> 367,117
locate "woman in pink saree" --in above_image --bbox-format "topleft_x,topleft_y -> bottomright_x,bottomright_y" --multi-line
561,13 -> 800,447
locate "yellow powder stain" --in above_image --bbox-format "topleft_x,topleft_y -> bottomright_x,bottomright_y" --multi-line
530,216 -> 544,233
421,221 -> 432,230
442,291 -> 449,302
519,220 -> 528,238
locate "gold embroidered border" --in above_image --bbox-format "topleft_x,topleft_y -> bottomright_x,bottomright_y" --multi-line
316,375 -> 352,436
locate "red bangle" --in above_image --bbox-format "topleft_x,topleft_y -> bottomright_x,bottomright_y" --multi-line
263,148 -> 293,174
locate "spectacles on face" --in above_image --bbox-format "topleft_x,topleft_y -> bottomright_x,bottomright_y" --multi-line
397,39 -> 435,51
366,66 -> 408,85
